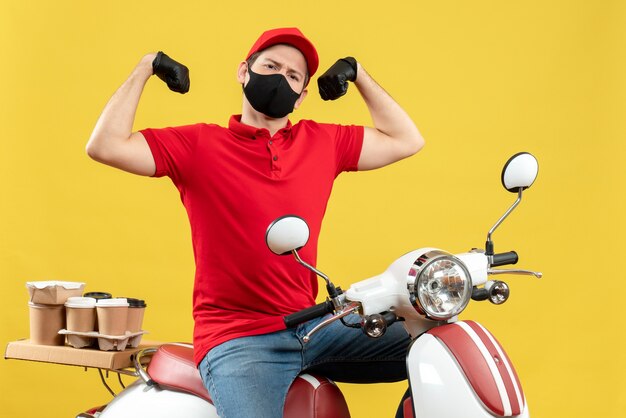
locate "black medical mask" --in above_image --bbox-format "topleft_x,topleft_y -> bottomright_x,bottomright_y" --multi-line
243,67 -> 302,119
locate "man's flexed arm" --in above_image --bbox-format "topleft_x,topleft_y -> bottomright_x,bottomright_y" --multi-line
317,57 -> 424,171
86,52 -> 189,176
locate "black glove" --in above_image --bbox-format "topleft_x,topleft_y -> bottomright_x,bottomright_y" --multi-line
317,57 -> 357,101
152,51 -> 190,94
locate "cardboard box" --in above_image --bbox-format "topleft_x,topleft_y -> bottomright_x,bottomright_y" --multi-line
4,339 -> 162,370
26,281 -> 85,304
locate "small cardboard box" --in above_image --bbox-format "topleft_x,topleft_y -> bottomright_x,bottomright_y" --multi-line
27,281 -> 85,305
4,339 -> 161,370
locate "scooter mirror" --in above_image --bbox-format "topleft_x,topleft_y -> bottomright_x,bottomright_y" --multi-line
265,216 -> 310,255
501,152 -> 539,193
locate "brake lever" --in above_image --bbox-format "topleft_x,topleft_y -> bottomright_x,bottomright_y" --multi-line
488,268 -> 543,279
302,302 -> 361,343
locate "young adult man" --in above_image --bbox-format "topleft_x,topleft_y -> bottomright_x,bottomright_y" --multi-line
86,27 -> 424,418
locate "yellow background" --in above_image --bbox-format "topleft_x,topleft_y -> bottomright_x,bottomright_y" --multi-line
1,0 -> 624,417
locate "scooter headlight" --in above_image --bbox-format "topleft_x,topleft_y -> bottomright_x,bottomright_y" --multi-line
410,250 -> 472,321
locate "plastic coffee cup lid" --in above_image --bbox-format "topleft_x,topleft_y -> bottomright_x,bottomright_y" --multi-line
83,292 -> 112,300
96,298 -> 129,307
65,297 -> 97,308
120,297 -> 147,308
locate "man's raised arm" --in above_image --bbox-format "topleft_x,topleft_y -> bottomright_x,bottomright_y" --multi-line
86,52 -> 189,176
317,57 -> 425,171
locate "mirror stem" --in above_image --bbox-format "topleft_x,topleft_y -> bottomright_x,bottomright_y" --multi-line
486,188 -> 523,256
292,250 -> 339,297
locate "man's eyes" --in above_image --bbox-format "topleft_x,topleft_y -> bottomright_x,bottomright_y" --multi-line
263,63 -> 300,82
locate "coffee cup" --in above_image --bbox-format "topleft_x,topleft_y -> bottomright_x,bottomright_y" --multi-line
83,292 -> 111,331
96,298 -> 129,336
124,298 -> 147,332
65,297 -> 97,332
29,302 -> 65,345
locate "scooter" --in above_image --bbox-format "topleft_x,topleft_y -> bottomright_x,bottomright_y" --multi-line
80,152 -> 541,418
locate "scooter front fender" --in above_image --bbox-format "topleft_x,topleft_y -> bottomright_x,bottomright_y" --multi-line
99,379 -> 218,418
407,320 -> 528,418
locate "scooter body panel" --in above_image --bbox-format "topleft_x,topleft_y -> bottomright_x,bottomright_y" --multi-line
99,380 -> 218,418
407,321 -> 529,418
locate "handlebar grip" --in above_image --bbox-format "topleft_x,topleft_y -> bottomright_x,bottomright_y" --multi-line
492,251 -> 519,267
284,300 -> 334,328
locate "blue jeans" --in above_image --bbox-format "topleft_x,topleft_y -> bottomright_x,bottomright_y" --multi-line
198,315 -> 411,418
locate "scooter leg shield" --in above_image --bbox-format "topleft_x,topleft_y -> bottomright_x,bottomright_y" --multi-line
407,321 -> 529,418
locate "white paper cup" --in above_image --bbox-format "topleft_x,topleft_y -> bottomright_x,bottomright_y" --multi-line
96,298 -> 129,336
65,297 -> 97,333
29,302 -> 65,345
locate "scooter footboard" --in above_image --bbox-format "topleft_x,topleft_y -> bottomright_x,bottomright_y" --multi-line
407,320 -> 528,417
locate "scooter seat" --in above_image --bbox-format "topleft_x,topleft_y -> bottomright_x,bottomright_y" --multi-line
148,344 -> 212,403
148,344 -> 351,418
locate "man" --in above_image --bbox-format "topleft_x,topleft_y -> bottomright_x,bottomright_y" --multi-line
87,27 -> 424,417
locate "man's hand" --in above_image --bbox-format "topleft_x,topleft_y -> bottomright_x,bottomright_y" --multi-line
317,57 -> 357,101
152,51 -> 190,94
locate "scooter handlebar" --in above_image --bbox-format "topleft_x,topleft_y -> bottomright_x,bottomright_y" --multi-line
491,251 -> 519,267
284,300 -> 334,328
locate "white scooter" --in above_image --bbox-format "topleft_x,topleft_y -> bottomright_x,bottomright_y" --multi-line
80,152 -> 541,418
